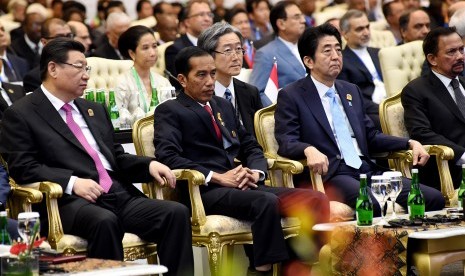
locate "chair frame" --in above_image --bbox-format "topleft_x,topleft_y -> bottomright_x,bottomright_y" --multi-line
133,114 -> 301,276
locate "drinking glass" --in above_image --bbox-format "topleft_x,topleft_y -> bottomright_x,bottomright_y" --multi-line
371,175 -> 392,225
383,171 -> 403,219
17,212 -> 40,244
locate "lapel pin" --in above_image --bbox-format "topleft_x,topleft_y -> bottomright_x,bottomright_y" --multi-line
231,130 -> 236,138
346,93 -> 353,106
88,109 -> 94,116
7,89 -> 13,94
217,112 -> 225,126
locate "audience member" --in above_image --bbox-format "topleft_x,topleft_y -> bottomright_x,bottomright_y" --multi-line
154,14 -> 178,45
198,22 -> 262,134
136,0 -> 153,20
225,8 -> 255,68
399,8 -> 430,44
338,10 -> 384,130
0,164 -> 20,241
92,11 -> 130,60
246,0 -> 272,41
164,0 -> 213,89
68,21 -> 91,55
402,26 -> 465,190
154,46 -> 330,275
0,38 -> 194,276
296,0 -> 316,27
22,18 -> 73,93
274,23 -> 445,216
212,0 -> 228,22
116,25 -> 172,128
0,21 -> 28,82
382,0 -> 404,44
62,1 -> 86,23
250,0 -> 306,106
50,0 -> 63,19
402,0 -> 421,9
0,0 -> 27,23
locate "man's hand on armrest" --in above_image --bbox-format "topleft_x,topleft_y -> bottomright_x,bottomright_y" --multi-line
304,146 -> 329,175
149,161 -> 177,188
72,178 -> 104,203
408,139 -> 430,166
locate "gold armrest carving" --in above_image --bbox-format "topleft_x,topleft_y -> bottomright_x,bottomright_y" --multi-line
39,181 -> 63,250
267,158 -> 303,188
9,185 -> 43,218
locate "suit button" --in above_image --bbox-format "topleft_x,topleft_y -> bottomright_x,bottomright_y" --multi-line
336,155 -> 341,160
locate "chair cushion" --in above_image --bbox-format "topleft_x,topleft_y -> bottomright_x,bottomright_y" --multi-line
198,215 -> 300,236
56,233 -> 148,253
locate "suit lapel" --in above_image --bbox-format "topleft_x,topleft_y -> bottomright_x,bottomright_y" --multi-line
429,72 -> 465,124
344,48 -> 373,81
368,47 -> 383,80
275,39 -> 305,77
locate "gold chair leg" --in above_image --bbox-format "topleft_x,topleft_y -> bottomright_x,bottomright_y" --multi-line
147,253 -> 158,265
205,233 -> 223,276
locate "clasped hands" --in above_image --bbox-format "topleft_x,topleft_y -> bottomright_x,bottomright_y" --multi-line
304,140 -> 429,175
212,165 -> 260,190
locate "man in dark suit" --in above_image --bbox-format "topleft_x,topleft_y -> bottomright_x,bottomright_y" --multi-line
0,81 -> 25,118
92,11 -> 130,60
402,27 -> 465,189
198,22 -> 262,135
0,21 -> 29,83
0,164 -> 20,240
0,38 -> 194,276
338,10 -> 384,130
154,46 -> 329,275
274,23 -> 445,216
164,0 -> 213,90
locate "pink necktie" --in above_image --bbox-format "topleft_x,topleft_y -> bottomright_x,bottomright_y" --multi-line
204,105 -> 222,142
62,103 -> 113,193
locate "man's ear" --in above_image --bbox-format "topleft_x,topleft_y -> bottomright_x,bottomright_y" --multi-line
303,56 -> 314,71
426,53 -> 437,67
177,74 -> 187,89
48,62 -> 58,78
276,18 -> 286,32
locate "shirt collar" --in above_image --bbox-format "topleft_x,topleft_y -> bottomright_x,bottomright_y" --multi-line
311,75 -> 336,99
41,84 -> 77,112
214,80 -> 235,98
24,35 -> 42,53
431,70 -> 458,88
278,36 -> 298,50
186,32 -> 198,46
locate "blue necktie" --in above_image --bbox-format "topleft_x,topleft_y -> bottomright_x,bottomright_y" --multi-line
224,88 -> 232,103
326,88 -> 362,169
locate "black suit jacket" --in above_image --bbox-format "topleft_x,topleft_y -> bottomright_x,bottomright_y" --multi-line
232,78 -> 262,134
0,82 -> 25,118
22,66 -> 40,93
92,36 -> 122,60
402,70 -> 465,186
0,88 -> 153,231
164,35 -> 194,89
154,92 -> 267,190
6,53 -> 29,81
10,36 -> 39,69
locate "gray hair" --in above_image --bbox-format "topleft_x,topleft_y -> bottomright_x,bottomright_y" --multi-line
340,9 -> 367,33
449,8 -> 465,37
198,22 -> 244,56
106,12 -> 131,31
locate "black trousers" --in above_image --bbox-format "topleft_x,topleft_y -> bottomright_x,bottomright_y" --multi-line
67,181 -> 194,276
200,185 -> 330,267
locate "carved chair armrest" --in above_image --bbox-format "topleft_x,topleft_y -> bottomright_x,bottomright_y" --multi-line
297,160 -> 325,193
8,184 -> 43,219
266,157 -> 303,188
38,182 -> 63,250
424,145 -> 455,206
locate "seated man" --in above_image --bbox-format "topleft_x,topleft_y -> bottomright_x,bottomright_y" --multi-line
0,38 -> 193,276
402,27 -> 465,189
154,46 -> 330,274
274,23 -> 445,216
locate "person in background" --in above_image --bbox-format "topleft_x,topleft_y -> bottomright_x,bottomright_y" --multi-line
246,0 -> 272,41
136,0 -> 153,20
0,164 -> 20,241
225,7 -> 255,69
382,0 -> 404,44
68,21 -> 92,56
50,0 -> 63,19
398,8 -> 430,44
92,11 -> 130,60
116,25 -> 172,128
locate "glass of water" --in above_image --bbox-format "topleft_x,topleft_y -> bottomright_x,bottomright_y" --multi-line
383,171 -> 403,219
371,175 -> 392,225
17,212 -> 40,244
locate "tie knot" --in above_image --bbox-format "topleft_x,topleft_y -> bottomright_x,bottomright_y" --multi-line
62,103 -> 72,113
451,79 -> 460,89
325,88 -> 336,98
224,89 -> 232,101
204,104 -> 213,114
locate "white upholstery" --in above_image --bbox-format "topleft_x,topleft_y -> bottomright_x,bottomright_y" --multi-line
130,16 -> 157,28
378,40 -> 424,97
56,233 -> 148,253
86,57 -> 133,90
369,29 -> 396,48
313,4 -> 348,25
152,41 -> 174,76
234,68 -> 252,84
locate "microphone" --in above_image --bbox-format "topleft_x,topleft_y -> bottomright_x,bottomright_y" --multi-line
164,69 -> 180,85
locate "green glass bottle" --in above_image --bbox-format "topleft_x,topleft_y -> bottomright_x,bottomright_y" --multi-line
407,168 -> 425,220
356,174 -> 373,226
0,211 -> 11,245
149,87 -> 158,111
84,88 -> 95,102
108,90 -> 120,131
458,164 -> 465,209
95,88 -> 106,106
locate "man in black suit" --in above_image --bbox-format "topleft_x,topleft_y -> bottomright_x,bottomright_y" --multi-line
0,38 -> 194,276
338,10 -> 384,130
92,11 -> 130,60
154,46 -> 330,275
198,22 -> 262,135
402,26 -> 465,189
0,81 -> 25,119
165,0 -> 213,89
0,23 -> 28,83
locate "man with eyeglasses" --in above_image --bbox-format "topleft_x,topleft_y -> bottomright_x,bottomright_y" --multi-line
68,21 -> 92,56
165,0 -> 213,90
198,22 -> 262,135
249,0 -> 306,107
93,11 -> 130,60
0,38 -> 194,276
22,18 -> 74,93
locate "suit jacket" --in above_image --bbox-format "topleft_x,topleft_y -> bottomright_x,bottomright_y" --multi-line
402,70 -> 465,186
275,76 -> 408,182
0,82 -> 25,118
0,88 -> 153,231
6,53 -> 29,81
232,78 -> 263,134
164,35 -> 194,84
22,65 -> 40,93
249,37 -> 306,106
0,164 -> 9,206
154,92 -> 267,190
92,36 -> 123,60
10,36 -> 39,69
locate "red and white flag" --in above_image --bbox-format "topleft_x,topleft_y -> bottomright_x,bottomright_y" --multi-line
264,59 -> 279,103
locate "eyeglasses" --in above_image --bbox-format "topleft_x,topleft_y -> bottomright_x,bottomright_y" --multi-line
61,62 -> 91,74
284,13 -> 305,21
187,11 -> 214,19
43,33 -> 75,40
213,48 -> 245,57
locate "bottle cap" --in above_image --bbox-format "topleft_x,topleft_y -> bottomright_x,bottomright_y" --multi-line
0,211 -> 6,217
412,168 -> 418,173
360,174 -> 367,178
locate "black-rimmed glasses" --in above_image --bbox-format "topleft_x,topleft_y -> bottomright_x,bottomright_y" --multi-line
43,33 -> 75,40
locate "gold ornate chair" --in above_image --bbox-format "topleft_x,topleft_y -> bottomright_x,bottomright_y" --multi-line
133,114 -> 301,276
86,57 -> 134,90
379,93 -> 456,206
378,40 -> 424,97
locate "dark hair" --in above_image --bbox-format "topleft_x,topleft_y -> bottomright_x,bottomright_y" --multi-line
423,26 -> 458,66
224,7 -> 248,24
298,23 -> 342,73
136,0 -> 150,13
62,0 -> 86,14
246,0 -> 271,14
399,8 -> 422,32
118,25 -> 154,59
105,1 -> 126,19
180,0 -> 210,22
270,1 -> 296,34
62,7 -> 85,22
40,37 -> 85,81
382,0 -> 398,18
41,18 -> 67,38
153,1 -> 169,15
175,46 -> 211,76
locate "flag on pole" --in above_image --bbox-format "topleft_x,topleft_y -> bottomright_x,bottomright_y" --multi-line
264,58 -> 279,103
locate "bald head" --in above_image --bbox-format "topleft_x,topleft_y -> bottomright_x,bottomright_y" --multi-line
68,20 -> 91,52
